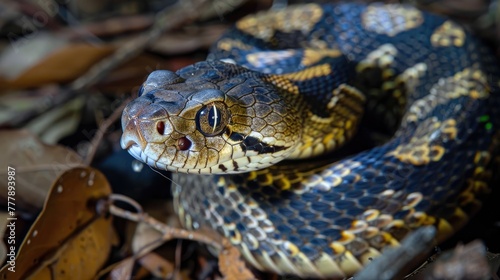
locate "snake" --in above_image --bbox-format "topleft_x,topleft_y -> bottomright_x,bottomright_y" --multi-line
120,3 -> 500,278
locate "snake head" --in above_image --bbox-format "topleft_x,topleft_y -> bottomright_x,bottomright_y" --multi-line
121,61 -> 300,174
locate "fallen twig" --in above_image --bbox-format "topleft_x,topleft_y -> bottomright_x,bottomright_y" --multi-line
108,193 -> 223,252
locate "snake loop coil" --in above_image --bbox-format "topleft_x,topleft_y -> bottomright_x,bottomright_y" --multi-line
121,3 -> 500,278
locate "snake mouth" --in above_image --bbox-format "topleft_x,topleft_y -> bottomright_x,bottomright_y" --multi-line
121,134 -> 170,171
120,137 -> 137,150
123,142 -> 143,160
121,121 -> 146,162
121,110 -> 150,161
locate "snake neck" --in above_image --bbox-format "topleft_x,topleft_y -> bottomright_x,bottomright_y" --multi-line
174,59 -> 368,164
263,67 -> 367,159
212,50 -> 369,160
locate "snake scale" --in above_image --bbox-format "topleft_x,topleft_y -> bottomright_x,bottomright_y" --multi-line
121,3 -> 500,278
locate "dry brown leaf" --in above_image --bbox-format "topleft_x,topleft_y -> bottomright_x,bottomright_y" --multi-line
25,95 -> 85,144
149,25 -> 226,55
0,43 -> 115,89
0,167 -> 116,280
0,33 -> 68,81
219,240 -> 256,280
132,221 -> 164,254
138,252 -> 175,278
0,129 -> 83,212
107,223 -> 174,280
122,222 -> 174,279
109,257 -> 135,280
106,253 -> 164,280
94,53 -> 172,93
72,15 -> 154,38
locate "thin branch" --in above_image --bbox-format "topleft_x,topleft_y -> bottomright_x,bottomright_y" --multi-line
70,0 -> 211,91
109,199 -> 223,252
84,96 -> 132,165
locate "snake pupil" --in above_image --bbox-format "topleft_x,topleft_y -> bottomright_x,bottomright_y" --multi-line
178,137 -> 192,150
207,104 -> 218,130
156,121 -> 165,135
196,101 -> 229,136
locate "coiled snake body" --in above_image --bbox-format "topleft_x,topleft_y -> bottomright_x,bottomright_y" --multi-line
121,3 -> 500,278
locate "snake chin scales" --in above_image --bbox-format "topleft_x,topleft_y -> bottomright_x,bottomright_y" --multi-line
121,3 -> 500,278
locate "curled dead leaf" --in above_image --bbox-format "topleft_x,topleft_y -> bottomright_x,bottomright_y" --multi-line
0,167 -> 116,280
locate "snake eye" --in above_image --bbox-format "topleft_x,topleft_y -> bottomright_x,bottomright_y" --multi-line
196,101 -> 229,136
156,121 -> 165,135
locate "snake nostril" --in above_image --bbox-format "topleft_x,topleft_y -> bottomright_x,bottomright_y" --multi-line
137,85 -> 145,97
156,121 -> 165,135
